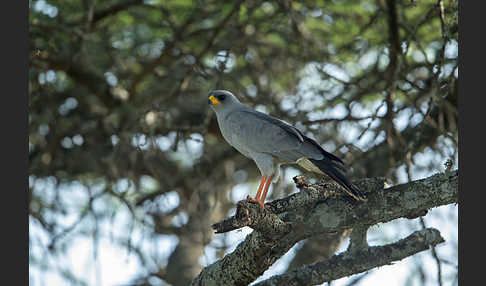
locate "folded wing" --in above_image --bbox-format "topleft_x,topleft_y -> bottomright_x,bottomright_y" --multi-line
224,109 -> 366,200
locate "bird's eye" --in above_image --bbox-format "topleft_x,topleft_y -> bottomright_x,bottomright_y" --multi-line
217,94 -> 226,101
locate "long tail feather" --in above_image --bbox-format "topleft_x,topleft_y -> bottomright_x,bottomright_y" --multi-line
308,158 -> 366,201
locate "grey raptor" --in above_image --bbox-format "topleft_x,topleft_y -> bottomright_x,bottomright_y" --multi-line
208,90 -> 365,209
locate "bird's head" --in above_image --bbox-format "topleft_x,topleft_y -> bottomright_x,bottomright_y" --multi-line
207,90 -> 240,111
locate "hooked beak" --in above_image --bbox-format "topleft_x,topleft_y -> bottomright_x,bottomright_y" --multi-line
208,95 -> 221,105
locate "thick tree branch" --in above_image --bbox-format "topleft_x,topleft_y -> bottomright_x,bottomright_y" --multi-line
254,228 -> 444,286
212,201 -> 291,237
212,176 -> 386,233
191,170 -> 458,286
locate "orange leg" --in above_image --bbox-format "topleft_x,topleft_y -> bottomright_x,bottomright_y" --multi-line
259,175 -> 273,208
243,176 -> 266,202
254,176 -> 267,200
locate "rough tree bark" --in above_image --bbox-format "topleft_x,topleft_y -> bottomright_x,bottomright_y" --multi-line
254,228 -> 444,286
191,170 -> 458,286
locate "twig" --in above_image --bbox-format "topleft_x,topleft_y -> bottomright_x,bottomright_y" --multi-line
420,217 -> 443,286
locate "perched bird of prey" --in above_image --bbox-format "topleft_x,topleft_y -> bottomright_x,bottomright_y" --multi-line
208,90 -> 365,209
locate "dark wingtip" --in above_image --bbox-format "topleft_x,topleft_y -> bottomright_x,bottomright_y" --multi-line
304,136 -> 345,165
348,183 -> 367,201
308,158 -> 366,201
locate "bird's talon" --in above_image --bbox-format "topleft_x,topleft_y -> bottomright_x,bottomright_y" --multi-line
244,195 -> 259,203
256,201 -> 271,211
240,196 -> 270,211
239,195 -> 262,207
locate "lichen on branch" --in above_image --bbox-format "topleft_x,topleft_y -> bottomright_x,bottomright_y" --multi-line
192,170 -> 458,286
